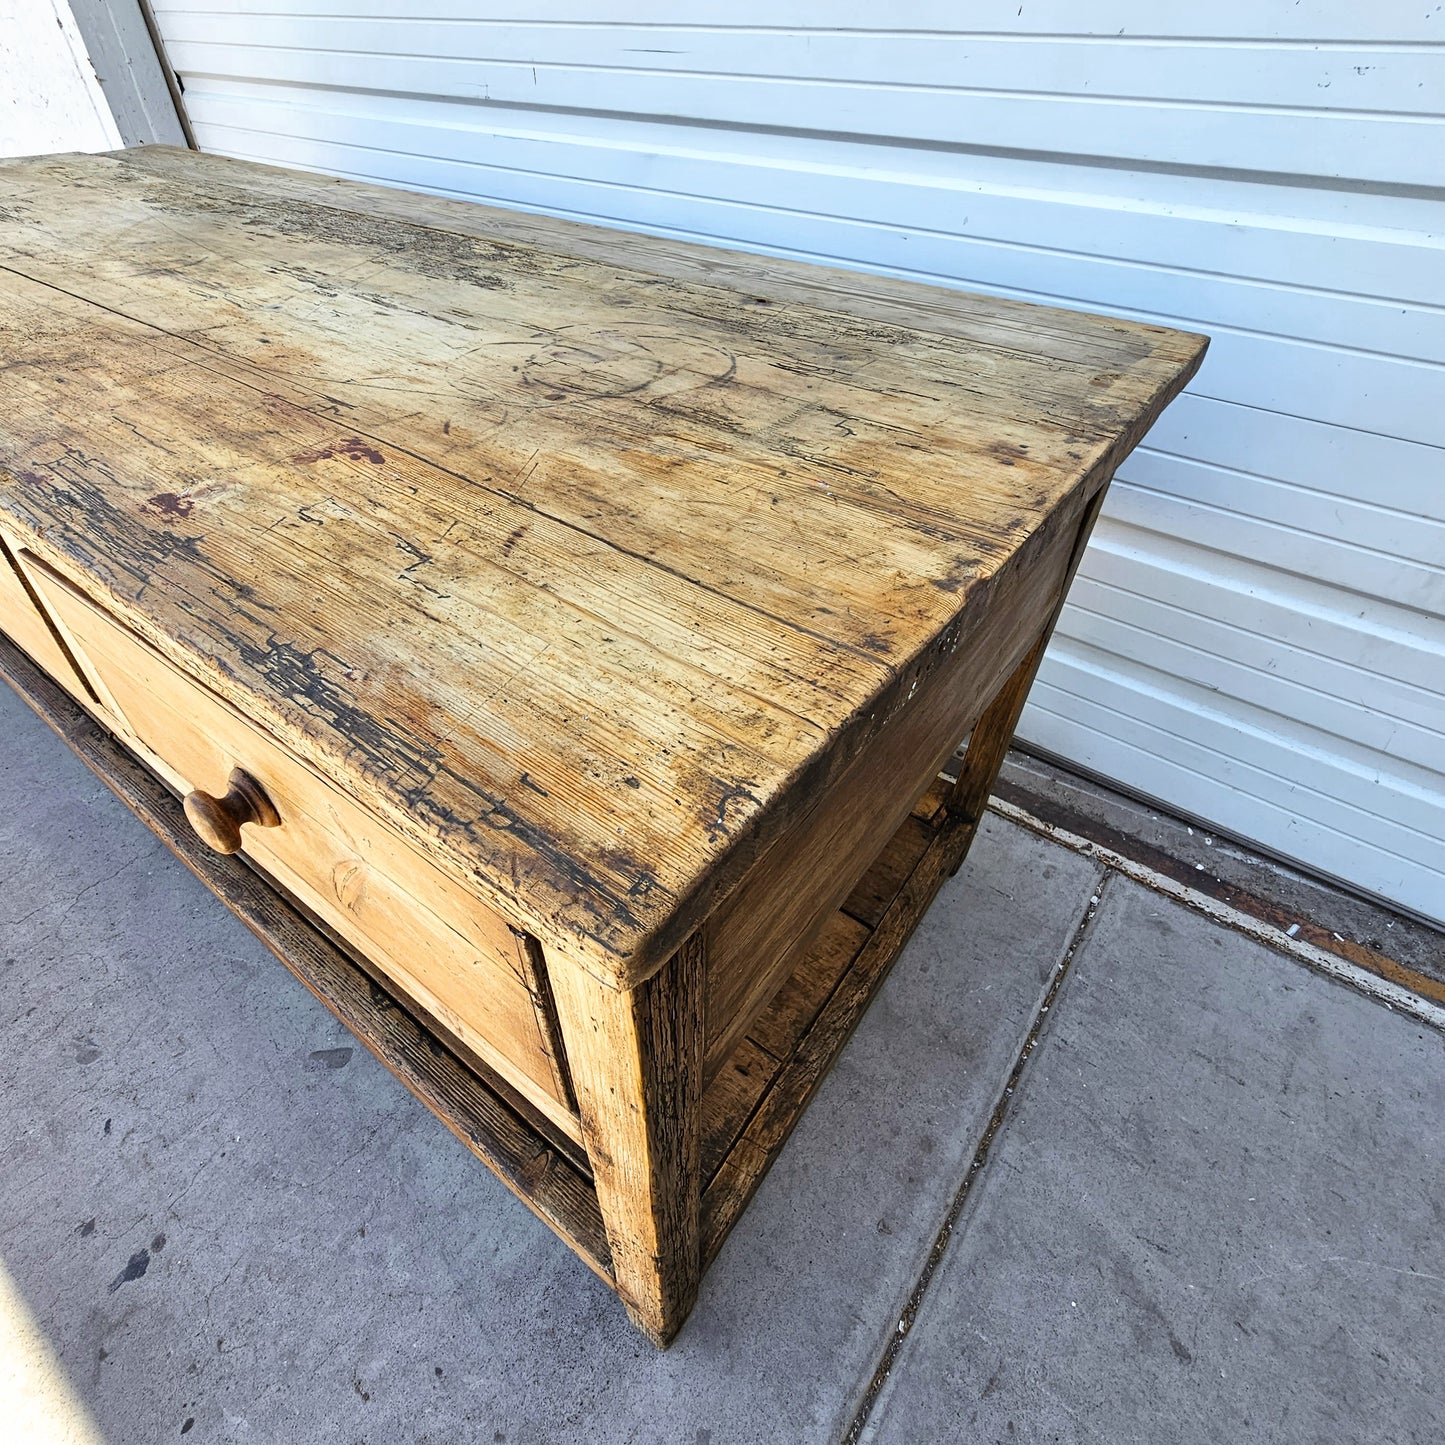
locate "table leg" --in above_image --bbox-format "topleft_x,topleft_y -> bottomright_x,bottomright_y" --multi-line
549,934 -> 706,1345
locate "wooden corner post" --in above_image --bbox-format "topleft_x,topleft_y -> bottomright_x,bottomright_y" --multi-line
548,934 -> 707,1345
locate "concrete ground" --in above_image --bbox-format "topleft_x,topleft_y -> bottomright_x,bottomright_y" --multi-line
2,676 -> 1442,1445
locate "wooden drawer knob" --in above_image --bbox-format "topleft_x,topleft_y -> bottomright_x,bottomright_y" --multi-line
183,767 -> 281,854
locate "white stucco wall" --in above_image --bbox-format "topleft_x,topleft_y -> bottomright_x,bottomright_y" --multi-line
0,0 -> 122,159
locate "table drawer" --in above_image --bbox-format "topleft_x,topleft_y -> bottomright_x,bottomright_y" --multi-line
20,551 -> 579,1141
0,530 -> 99,711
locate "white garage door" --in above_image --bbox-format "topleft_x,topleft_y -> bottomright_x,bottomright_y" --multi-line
149,1 -> 1445,924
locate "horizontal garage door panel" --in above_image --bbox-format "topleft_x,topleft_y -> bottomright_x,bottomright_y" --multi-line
1142,399 -> 1443,524
1074,532 -> 1444,730
155,13 -> 1445,117
149,7 -> 1445,923
1107,479 -> 1444,617
1063,548 -> 1445,781
152,41 -> 1445,186
152,0 -> 1444,42
1118,457 -> 1444,599
1025,667 -> 1445,921
1036,642 -> 1442,847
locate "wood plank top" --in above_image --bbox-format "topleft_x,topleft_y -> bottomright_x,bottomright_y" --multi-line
0,147 -> 1205,986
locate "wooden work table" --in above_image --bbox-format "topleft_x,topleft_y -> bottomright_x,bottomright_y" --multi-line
0,146 -> 1204,1343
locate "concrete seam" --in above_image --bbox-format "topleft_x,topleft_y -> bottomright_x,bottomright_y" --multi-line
840,866 -> 1113,1445
989,795 -> 1445,1036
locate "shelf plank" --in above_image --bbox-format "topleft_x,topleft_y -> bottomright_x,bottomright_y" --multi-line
700,800 -> 980,1268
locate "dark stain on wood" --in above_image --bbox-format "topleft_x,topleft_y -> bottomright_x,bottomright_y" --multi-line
709,781 -> 762,842
294,437 -> 385,465
142,490 -> 193,518
0,148 -> 1206,987
1,633 -> 615,1274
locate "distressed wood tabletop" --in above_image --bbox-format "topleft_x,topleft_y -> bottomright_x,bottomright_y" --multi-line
0,147 -> 1204,986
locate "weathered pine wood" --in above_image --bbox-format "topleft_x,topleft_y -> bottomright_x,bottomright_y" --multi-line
0,630 -> 612,1280
697,487 -> 1110,1264
699,772 -> 955,1184
944,486 -> 1110,863
0,532 -> 99,709
700,911 -> 872,1183
182,766 -> 282,856
701,790 -> 987,1268
549,937 -> 707,1345
21,546 -> 580,1132
514,929 -> 580,1117
702,478 -> 1081,1077
0,149 -> 1205,1345
19,544 -> 581,1138
0,147 -> 1206,989
696,770 -> 951,1215
116,145 -> 1199,386
842,814 -> 939,930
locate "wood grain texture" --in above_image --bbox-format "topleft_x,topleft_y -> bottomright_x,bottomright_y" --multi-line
0,152 -> 1207,1348
514,927 -> 579,1117
699,491 -> 1109,1266
0,528 -> 100,709
0,147 -> 1206,989
182,765 -> 282,855
23,547 -> 580,1137
945,486 -> 1110,852
701,787 -> 987,1269
700,908 -> 872,1183
841,813 -> 938,930
0,630 -> 613,1282
550,936 -> 706,1344
701,482 -> 1078,1074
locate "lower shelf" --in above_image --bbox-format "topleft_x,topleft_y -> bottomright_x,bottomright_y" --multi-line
697,776 -> 976,1264
2,628 -> 983,1318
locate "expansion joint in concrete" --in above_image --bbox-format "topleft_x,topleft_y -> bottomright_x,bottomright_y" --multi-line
842,869 -> 1113,1445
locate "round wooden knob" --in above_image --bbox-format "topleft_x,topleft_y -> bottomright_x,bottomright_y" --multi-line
183,767 -> 281,854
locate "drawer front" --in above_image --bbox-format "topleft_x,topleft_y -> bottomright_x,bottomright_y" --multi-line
0,530 -> 100,709
21,552 -> 579,1140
